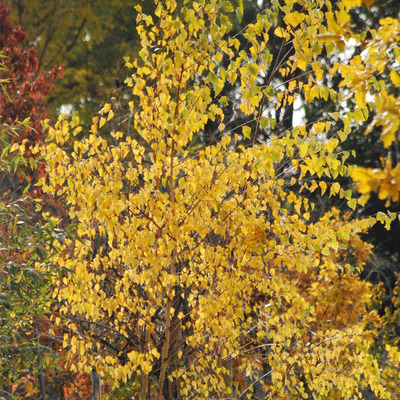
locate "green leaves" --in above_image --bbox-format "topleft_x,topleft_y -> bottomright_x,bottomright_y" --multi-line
0,197 -> 63,391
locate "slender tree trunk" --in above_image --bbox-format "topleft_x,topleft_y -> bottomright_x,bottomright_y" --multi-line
92,366 -> 100,400
158,66 -> 184,400
38,362 -> 47,400
141,326 -> 151,400
167,300 -> 183,399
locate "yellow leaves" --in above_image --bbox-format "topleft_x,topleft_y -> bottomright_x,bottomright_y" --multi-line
214,52 -> 223,63
37,0 -> 400,397
351,158 -> 400,204
330,181 -> 341,196
274,26 -> 290,40
145,14 -> 154,27
242,126 -> 251,140
329,62 -> 341,76
298,142 -> 308,158
378,17 -> 400,44
367,92 -> 399,148
247,63 -> 259,79
9,142 -> 20,153
57,113 -> 68,122
313,122 -> 325,135
389,70 -> 400,87
295,54 -> 308,72
304,84 -> 320,103
347,198 -> 357,210
99,117 -> 106,128
283,11 -> 305,28
73,126 -> 83,136
341,0 -> 362,8
376,211 -> 396,230
319,181 -> 328,196
228,37 -> 240,51
99,103 -> 114,125
321,246 -> 330,256
354,90 -> 366,109
378,173 -> 400,204
351,167 -> 384,195
313,64 -> 324,81
103,103 -> 111,114
325,138 -> 339,153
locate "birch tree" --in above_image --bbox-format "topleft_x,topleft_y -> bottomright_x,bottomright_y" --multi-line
40,0 -> 400,398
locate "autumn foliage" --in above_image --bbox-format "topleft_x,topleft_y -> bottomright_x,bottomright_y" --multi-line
0,2 -> 62,145
38,0 -> 400,399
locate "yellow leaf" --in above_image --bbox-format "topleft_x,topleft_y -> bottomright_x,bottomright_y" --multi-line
326,138 -> 339,153
347,198 -> 357,209
247,63 -> 259,79
321,247 -> 330,256
342,0 -> 362,8
298,142 -> 308,158
296,55 -> 308,72
376,211 -> 392,230
314,122 -> 325,134
274,27 -> 286,38
103,103 -> 112,113
243,126 -> 251,139
319,181 -> 327,195
330,181 -> 340,196
350,167 -> 384,195
315,68 -> 324,81
283,11 -> 305,28
390,70 -> 400,87
99,117 -> 106,128
330,112 -> 339,121
9,143 -> 19,153
354,90 -> 366,108
73,126 -> 83,136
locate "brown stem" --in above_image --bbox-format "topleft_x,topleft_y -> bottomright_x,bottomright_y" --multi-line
157,265 -> 176,400
157,65 -> 184,400
141,327 -> 151,400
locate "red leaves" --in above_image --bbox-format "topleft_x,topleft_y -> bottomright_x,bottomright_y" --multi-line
0,2 -> 63,146
0,2 -> 63,190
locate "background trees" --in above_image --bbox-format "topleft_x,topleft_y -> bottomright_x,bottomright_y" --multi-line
0,1 -> 61,196
7,0 -> 155,122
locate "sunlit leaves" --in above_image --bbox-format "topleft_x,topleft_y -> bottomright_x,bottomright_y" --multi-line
40,0 -> 400,398
351,157 -> 400,205
389,70 -> 400,87
283,11 -> 305,28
